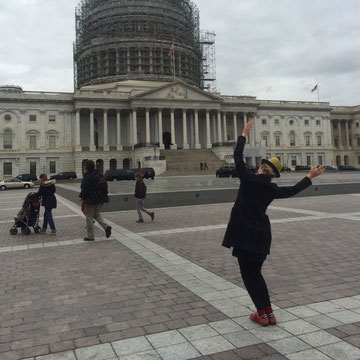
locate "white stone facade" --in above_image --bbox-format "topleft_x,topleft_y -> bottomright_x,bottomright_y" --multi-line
0,81 -> 359,179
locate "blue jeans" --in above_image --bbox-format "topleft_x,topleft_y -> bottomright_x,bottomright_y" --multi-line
43,208 -> 55,231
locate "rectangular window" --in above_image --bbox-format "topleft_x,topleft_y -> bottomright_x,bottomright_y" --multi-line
3,131 -> 12,149
262,136 -> 268,147
307,155 -> 312,166
356,122 -> 359,128
291,155 -> 297,167
357,138 -> 360,147
317,136 -> 322,146
30,162 -> 36,175
316,120 -> 321,126
49,135 -> 56,149
318,155 -> 323,165
50,161 -> 56,174
274,119 -> 279,125
305,120 -> 309,126
3,162 -> 12,176
49,115 -> 56,122
262,119 -> 267,125
29,136 -> 37,150
275,136 -> 280,147
305,136 -> 310,146
29,115 -> 37,122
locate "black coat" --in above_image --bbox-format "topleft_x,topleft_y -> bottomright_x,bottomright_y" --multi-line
80,169 -> 101,205
135,180 -> 147,199
37,180 -> 57,209
222,136 -> 312,255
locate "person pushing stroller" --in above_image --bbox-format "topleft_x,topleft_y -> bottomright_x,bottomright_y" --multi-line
223,121 -> 325,326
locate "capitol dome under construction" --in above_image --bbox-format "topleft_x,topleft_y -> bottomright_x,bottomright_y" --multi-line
73,0 -> 216,90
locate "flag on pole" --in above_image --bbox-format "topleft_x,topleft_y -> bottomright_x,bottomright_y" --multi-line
311,84 -> 318,93
168,43 -> 174,57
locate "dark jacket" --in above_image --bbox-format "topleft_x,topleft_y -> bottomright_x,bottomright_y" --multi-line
80,169 -> 101,205
135,180 -> 147,199
222,136 -> 312,255
37,180 -> 57,209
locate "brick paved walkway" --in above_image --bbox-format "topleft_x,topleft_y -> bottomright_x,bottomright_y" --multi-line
0,189 -> 359,359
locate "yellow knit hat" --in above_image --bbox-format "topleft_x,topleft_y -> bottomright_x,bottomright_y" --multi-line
261,157 -> 282,178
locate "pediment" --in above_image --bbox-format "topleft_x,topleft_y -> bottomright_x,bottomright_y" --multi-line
131,81 -> 222,102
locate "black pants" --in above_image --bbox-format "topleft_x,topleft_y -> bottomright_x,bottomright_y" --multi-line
238,258 -> 271,311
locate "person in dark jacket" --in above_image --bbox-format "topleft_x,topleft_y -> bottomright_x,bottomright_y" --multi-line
79,160 -> 111,241
37,173 -> 57,234
135,172 -> 154,223
223,121 -> 325,326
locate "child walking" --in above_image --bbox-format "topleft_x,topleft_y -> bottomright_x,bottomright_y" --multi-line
37,173 -> 57,234
223,121 -> 325,326
135,172 -> 155,223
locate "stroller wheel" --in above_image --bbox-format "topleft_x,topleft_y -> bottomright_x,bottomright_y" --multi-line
25,228 -> 31,236
34,226 -> 41,234
10,228 -> 18,235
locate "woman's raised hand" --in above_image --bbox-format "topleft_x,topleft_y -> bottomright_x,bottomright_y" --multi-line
242,121 -> 254,138
307,165 -> 326,180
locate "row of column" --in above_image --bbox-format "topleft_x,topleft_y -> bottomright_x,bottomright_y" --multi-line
334,119 -> 351,148
75,108 -> 252,151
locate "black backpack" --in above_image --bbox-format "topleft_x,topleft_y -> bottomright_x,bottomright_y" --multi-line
94,173 -> 109,203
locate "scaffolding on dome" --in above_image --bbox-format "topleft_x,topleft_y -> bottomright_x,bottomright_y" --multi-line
73,0 -> 216,91
200,31 -> 217,92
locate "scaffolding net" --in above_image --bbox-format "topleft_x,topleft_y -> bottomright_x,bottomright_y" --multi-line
74,0 -> 216,91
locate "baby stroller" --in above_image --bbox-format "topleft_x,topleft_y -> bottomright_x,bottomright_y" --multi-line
10,192 -> 41,235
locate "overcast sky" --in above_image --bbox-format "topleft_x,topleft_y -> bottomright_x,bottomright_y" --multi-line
1,0 -> 359,105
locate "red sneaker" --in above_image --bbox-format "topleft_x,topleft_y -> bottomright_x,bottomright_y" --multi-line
265,306 -> 277,325
267,313 -> 277,325
250,312 -> 269,326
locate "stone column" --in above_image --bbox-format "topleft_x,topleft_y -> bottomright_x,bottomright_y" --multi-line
132,109 -> 138,147
145,108 -> 151,145
194,109 -> 201,149
75,109 -> 81,151
117,110 -> 122,151
158,109 -> 164,149
243,113 -> 248,144
103,109 -> 109,151
345,120 -> 350,148
233,112 -> 238,140
211,114 -> 216,143
217,111 -> 222,143
90,109 -> 96,151
330,120 -> 335,147
170,109 -> 177,149
19,111 -> 26,151
39,110 -> 46,150
206,110 -> 211,149
183,109 -> 189,149
223,112 -> 227,142
337,120 -> 342,148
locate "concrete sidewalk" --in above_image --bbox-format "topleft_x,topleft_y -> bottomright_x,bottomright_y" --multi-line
0,189 -> 359,359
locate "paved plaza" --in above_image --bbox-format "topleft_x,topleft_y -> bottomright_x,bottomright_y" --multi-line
0,188 -> 359,359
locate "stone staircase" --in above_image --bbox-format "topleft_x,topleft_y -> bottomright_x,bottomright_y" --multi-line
159,149 -> 226,176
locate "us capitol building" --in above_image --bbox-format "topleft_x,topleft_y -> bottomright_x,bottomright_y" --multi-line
1,0 -> 359,179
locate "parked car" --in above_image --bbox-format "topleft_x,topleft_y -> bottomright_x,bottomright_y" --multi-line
50,172 -> 77,180
295,165 -> 311,171
338,165 -> 357,171
0,178 -> 34,191
104,169 -> 135,181
16,174 -> 38,182
325,166 -> 337,171
216,164 -> 236,178
135,168 -> 155,180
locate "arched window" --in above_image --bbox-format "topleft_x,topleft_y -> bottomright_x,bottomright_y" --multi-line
289,131 -> 296,147
3,130 -> 12,149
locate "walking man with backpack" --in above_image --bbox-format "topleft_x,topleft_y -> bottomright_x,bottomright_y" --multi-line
80,160 -> 112,241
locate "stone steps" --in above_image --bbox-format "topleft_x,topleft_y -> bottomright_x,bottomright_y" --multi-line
159,169 -> 215,177
160,149 -> 225,171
